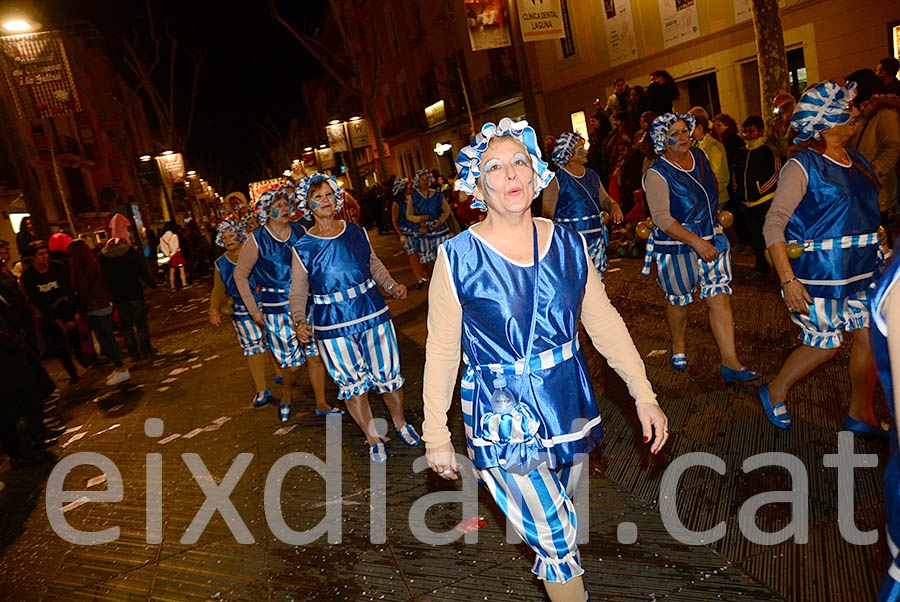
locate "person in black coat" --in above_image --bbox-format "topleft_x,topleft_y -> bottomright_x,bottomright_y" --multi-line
646,70 -> 680,115
98,234 -> 157,359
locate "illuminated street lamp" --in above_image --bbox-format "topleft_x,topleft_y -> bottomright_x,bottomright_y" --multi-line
2,18 -> 36,32
139,154 -> 152,162
186,170 -> 196,176
159,150 -> 173,156
328,119 -> 341,125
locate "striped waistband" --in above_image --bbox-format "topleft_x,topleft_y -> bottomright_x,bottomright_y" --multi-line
787,232 -> 879,252
313,278 -> 376,305
260,287 -> 287,293
641,228 -> 720,276
464,337 -> 580,375
557,213 -> 601,223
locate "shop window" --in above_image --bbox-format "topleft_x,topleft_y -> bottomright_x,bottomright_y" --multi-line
787,48 -> 807,99
675,72 -> 721,118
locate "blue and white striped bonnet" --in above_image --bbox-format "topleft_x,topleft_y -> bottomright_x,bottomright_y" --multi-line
551,132 -> 582,167
790,81 -> 857,144
215,218 -> 246,247
392,178 -> 409,197
453,117 -> 554,211
649,113 -> 696,155
296,174 -> 344,218
412,169 -> 434,192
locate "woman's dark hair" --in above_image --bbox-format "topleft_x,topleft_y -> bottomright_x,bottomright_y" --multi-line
308,179 -> 332,196
712,113 -> 738,138
163,221 -> 176,233
742,115 -> 765,131
68,239 -> 101,282
630,85 -> 645,97
845,68 -> 884,104
640,111 -> 657,127
650,70 -> 680,99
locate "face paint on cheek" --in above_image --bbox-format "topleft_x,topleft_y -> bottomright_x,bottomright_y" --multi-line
268,206 -> 281,219
667,136 -> 681,147
309,199 -> 321,210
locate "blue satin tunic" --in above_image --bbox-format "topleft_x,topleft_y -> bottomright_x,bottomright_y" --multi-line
871,254 -> 900,601
644,148 -> 722,253
411,189 -> 450,236
251,223 -> 306,314
292,222 -> 391,339
554,167 -> 608,237
443,220 -> 602,470
215,254 -> 258,315
393,196 -> 418,234
784,149 -> 880,299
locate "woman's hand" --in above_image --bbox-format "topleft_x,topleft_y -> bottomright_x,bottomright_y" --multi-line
391,283 -> 408,300
295,321 -> 313,343
637,402 -> 669,455
610,203 -> 624,224
692,238 -> 719,263
209,311 -> 221,328
782,280 -> 812,316
251,312 -> 265,327
425,441 -> 459,480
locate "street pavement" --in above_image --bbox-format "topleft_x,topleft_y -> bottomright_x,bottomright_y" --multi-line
0,230 -> 890,601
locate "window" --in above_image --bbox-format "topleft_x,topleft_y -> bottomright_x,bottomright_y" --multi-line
675,72 -> 721,117
786,48 -> 807,100
560,0 -> 575,58
415,149 -> 423,170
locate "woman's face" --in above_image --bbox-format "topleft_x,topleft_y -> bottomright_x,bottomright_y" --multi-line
309,183 -> 337,219
629,88 -> 640,103
475,137 -> 535,216
268,198 -> 291,223
822,106 -> 862,144
569,140 -> 587,165
417,174 -> 432,190
221,231 -> 241,251
664,119 -> 692,155
588,117 -> 600,132
713,120 -> 727,136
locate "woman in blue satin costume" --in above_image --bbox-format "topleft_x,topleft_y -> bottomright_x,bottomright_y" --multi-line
873,253 -> 900,601
760,81 -> 884,435
541,132 -> 623,277
405,169 -> 453,285
422,118 -> 668,601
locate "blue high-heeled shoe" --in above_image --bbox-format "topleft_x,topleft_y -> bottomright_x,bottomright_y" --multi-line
842,415 -> 890,440
758,383 -> 791,429
315,406 -> 345,417
720,365 -> 761,383
274,375 -> 283,385
252,389 -> 270,408
669,347 -> 688,372
278,400 -> 291,423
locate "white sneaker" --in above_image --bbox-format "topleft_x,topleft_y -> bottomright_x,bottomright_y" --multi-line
106,369 -> 131,386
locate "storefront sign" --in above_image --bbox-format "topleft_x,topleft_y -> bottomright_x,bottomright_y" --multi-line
347,118 -> 371,149
464,0 -> 512,51
570,111 -> 589,150
156,153 -> 185,184
602,0 -> 639,67
518,0 -> 564,42
424,100 -> 447,128
316,147 -> 336,170
0,30 -> 81,120
325,123 -> 349,153
733,0 -> 752,23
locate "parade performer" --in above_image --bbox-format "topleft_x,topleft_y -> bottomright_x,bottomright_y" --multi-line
234,187 -> 333,422
542,132 -> 622,276
760,81 -> 884,434
641,113 -> 758,381
405,169 -> 453,286
424,118 -> 668,601
872,253 -> 900,601
226,191 -> 249,221
290,174 -> 420,463
390,178 -> 427,285
208,219 -> 270,408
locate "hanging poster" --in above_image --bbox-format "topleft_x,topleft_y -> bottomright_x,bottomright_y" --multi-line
347,118 -> 371,149
0,30 -> 81,121
325,123 -> 349,152
518,0 -> 565,42
463,0 -> 512,51
733,0 -> 752,23
316,147 -> 336,170
602,0 -> 638,67
658,0 -> 700,48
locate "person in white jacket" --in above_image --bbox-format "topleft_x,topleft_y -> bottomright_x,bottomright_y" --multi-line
159,221 -> 188,291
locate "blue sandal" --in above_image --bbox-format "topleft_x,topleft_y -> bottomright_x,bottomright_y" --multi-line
252,389 -> 271,408
315,406 -> 345,417
758,383 -> 791,429
274,375 -> 283,385
278,400 -> 291,423
720,365 -> 760,383
842,415 -> 890,440
669,347 -> 688,372
395,423 -> 422,447
369,440 -> 388,463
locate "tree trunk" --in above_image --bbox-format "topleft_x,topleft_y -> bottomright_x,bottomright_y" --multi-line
750,0 -> 790,129
362,96 -> 389,183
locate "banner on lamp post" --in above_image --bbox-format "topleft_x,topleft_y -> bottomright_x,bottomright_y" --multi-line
517,0 -> 564,42
464,0 -> 512,51
155,153 -> 186,185
347,119 -> 371,149
325,123 -> 349,152
316,147 -> 336,170
0,31 -> 81,121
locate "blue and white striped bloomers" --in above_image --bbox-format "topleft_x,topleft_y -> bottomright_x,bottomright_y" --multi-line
316,320 -> 404,400
263,312 -> 307,368
231,315 -> 266,356
653,245 -> 733,306
788,289 -> 870,349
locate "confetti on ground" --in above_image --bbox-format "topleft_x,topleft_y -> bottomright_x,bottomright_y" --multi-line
607,267 -> 622,273
91,424 -> 120,437
172,348 -> 186,354
609,258 -> 622,263
63,425 -> 83,435
156,386 -> 170,393
61,432 -> 86,448
62,496 -> 90,513
646,349 -> 668,358
204,354 -> 220,361
188,356 -> 200,362
161,378 -> 177,384
86,475 -> 107,488
274,425 -> 297,435
158,434 -> 181,445
182,428 -> 204,439
132,384 -> 146,389
212,416 -> 231,426
190,363 -> 203,369
168,368 -> 189,376
107,405 -> 123,413
203,424 -> 222,432
455,516 -> 487,533
190,329 -> 200,333
91,391 -> 116,404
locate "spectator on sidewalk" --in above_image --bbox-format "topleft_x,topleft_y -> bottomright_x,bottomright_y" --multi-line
20,241 -> 80,384
846,68 -> 900,248
99,216 -> 157,360
605,77 -> 630,120
689,107 -> 730,207
587,111 -> 612,175
15,217 -> 35,258
770,93 -> 797,160
68,240 -> 130,386
876,57 -> 900,97
646,70 -> 679,115
628,85 -> 648,125
159,222 -> 188,291
734,115 -> 781,280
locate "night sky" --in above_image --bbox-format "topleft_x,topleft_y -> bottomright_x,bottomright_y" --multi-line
43,0 -> 327,195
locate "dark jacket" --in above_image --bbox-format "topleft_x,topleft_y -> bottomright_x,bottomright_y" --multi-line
72,264 -> 111,315
98,240 -> 156,302
733,142 -> 781,207
21,260 -> 75,320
